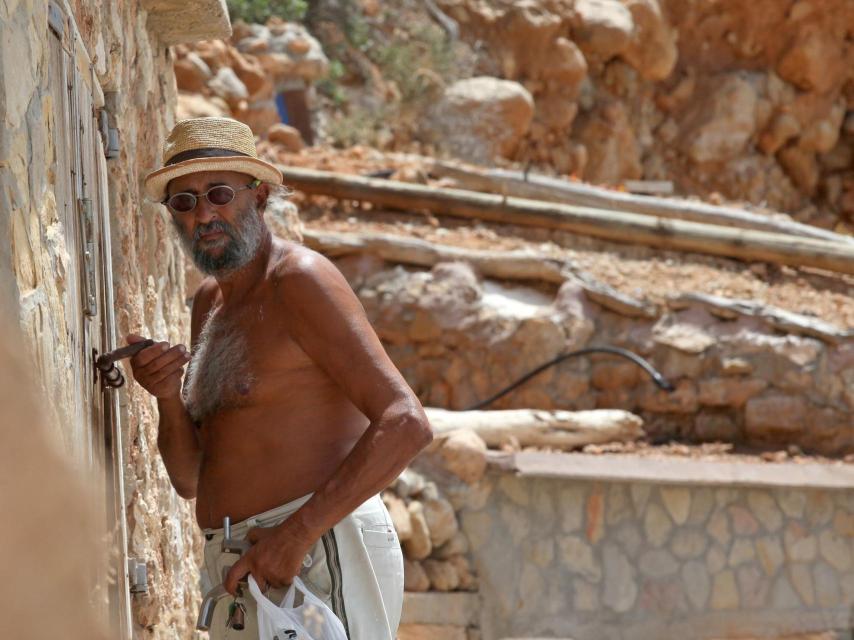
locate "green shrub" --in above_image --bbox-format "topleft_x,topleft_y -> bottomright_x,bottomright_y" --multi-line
226,0 -> 307,24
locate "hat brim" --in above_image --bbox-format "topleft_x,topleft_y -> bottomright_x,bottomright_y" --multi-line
144,156 -> 283,202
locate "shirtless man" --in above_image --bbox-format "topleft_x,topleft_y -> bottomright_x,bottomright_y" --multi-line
129,117 -> 432,638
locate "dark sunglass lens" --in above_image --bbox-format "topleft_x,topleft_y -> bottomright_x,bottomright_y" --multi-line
169,193 -> 196,213
207,186 -> 235,206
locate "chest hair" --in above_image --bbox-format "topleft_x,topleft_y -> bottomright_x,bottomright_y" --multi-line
183,309 -> 255,423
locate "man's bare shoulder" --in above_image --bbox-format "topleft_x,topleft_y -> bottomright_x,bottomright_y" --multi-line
270,242 -> 347,297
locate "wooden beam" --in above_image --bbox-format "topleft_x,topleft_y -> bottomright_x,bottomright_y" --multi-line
431,161 -> 854,245
280,166 -> 854,276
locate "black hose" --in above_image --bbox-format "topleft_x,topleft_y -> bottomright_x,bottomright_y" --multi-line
464,346 -> 674,411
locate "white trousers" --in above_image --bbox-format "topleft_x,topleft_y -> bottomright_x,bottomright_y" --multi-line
201,494 -> 404,640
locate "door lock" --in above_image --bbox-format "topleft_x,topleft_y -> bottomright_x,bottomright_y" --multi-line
93,340 -> 154,389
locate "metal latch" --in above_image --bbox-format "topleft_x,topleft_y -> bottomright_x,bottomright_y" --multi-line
78,198 -> 97,317
128,558 -> 149,595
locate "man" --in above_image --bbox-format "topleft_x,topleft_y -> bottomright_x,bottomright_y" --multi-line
129,117 -> 432,638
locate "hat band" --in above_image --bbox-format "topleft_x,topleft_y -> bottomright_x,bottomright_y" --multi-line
165,148 -> 252,166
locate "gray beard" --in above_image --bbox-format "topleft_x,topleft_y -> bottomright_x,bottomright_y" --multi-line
173,206 -> 266,277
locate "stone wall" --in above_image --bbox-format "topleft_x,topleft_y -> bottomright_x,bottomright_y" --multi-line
456,462 -> 854,640
0,1 -> 228,636
339,259 -> 854,456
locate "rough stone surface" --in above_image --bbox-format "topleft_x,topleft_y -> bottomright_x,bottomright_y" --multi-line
423,497 -> 460,547
425,77 -> 534,163
404,501 -> 433,560
678,74 -> 758,164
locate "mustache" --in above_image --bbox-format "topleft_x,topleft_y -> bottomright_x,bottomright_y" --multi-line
192,219 -> 234,243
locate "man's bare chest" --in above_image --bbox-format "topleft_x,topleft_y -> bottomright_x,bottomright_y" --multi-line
183,306 -> 311,422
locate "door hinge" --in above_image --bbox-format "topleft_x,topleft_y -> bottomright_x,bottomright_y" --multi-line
98,109 -> 120,159
78,198 -> 98,317
127,558 -> 149,595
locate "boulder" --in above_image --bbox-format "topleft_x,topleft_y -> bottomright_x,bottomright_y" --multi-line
758,112 -> 801,155
620,0 -> 677,81
176,92 -> 228,120
194,38 -> 230,71
403,501 -> 432,560
174,52 -> 211,93
744,396 -> 807,439
434,531 -> 470,560
447,555 -> 477,591
228,48 -> 270,100
422,497 -> 459,547
232,99 -> 280,135
395,468 -> 426,498
540,37 -> 588,90
425,77 -> 534,163
776,26 -> 844,93
264,193 -> 303,242
678,74 -> 757,164
267,123 -> 305,152
777,145 -> 819,195
403,559 -> 430,592
422,559 -> 460,592
383,492 -> 413,541
208,67 -> 248,107
576,100 -> 642,184
494,2 -> 564,79
422,428 -> 488,485
572,0 -> 634,60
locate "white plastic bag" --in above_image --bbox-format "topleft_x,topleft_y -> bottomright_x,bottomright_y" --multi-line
248,574 -> 348,640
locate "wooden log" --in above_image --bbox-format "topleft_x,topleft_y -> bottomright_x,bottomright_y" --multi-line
302,228 -> 568,283
424,407 -> 644,450
279,166 -> 854,276
431,161 -> 854,246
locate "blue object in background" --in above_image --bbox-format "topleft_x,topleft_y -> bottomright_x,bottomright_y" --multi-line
275,93 -> 289,124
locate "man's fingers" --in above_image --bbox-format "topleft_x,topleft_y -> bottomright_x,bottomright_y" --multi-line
225,557 -> 251,596
131,341 -> 171,368
146,347 -> 191,380
149,363 -> 187,388
246,526 -> 277,544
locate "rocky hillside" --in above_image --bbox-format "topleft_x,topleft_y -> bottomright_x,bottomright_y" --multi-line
423,0 -> 854,230
174,0 -> 853,233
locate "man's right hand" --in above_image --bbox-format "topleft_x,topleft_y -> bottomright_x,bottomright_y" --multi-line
126,334 -> 191,399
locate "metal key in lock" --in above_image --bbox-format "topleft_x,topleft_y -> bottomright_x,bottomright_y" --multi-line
226,596 -> 246,630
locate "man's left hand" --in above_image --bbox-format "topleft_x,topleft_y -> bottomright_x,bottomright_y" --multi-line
224,522 -> 316,596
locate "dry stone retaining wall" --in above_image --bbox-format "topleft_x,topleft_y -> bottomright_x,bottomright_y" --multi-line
340,259 -> 854,456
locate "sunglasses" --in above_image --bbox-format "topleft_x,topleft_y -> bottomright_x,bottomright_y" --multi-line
164,179 -> 261,214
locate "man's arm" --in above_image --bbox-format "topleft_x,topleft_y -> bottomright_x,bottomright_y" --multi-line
126,283 -> 212,498
225,250 -> 432,593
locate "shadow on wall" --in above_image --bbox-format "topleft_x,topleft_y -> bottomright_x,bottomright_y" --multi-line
0,320 -> 110,640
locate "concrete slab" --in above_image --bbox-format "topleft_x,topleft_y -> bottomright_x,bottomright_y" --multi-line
491,451 -> 854,490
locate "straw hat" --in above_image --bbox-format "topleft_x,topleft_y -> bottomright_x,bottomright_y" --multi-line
144,117 -> 283,202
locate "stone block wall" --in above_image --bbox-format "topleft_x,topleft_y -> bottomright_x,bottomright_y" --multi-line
458,465 -> 854,640
1,1 -> 227,636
